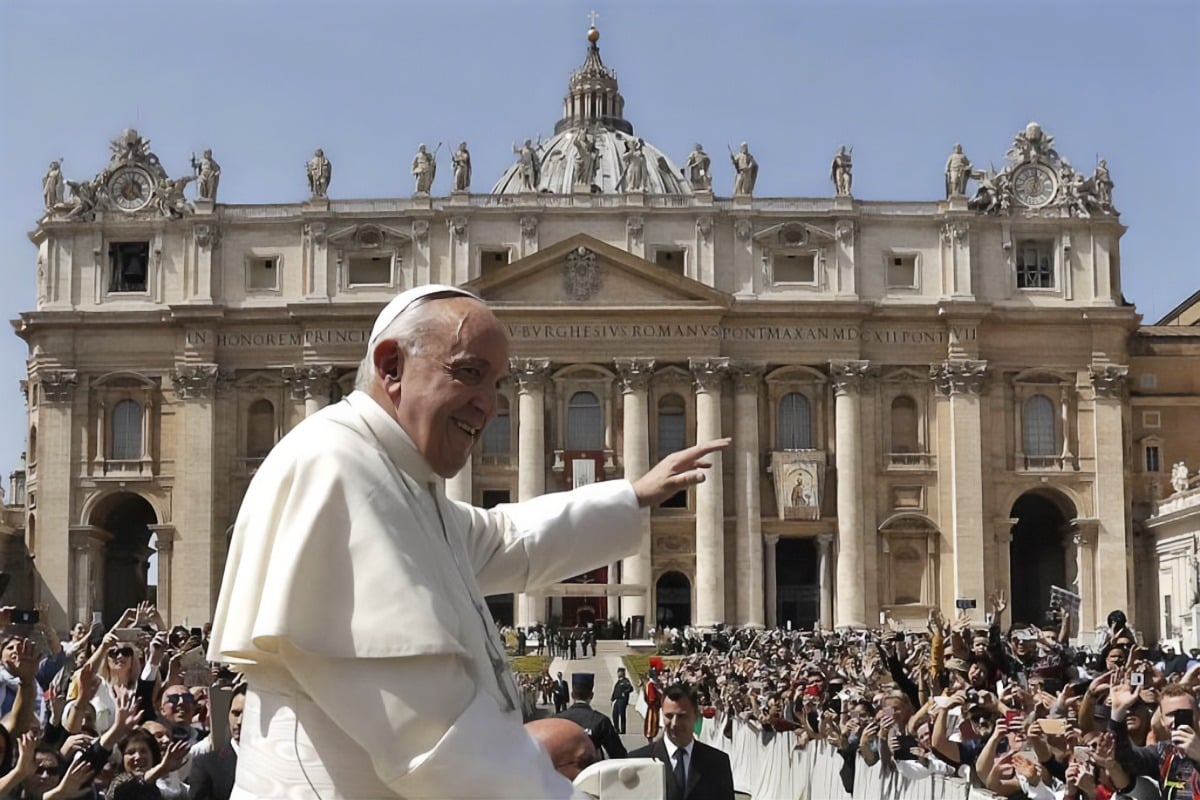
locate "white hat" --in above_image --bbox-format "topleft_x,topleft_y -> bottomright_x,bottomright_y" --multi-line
367,284 -> 482,349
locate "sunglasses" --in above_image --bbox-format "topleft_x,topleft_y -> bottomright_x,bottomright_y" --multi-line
35,765 -> 62,776
164,693 -> 195,705
108,647 -> 134,659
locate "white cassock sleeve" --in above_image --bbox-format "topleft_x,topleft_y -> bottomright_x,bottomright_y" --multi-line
279,643 -> 586,800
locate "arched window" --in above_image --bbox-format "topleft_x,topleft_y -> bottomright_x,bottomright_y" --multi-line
28,425 -> 36,465
566,391 -> 604,450
890,396 -> 919,454
777,392 -> 812,450
482,396 -> 511,455
246,399 -> 276,458
657,394 -> 687,459
111,400 -> 142,460
1023,394 -> 1056,456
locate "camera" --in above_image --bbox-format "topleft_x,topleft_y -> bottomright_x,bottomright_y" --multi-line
11,609 -> 39,625
1172,709 -> 1194,729
955,598 -> 977,611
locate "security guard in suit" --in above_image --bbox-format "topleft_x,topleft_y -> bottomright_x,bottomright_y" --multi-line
556,672 -> 628,759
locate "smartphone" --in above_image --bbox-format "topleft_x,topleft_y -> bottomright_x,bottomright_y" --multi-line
879,611 -> 887,626
1073,745 -> 1091,764
190,627 -> 204,639
985,612 -> 995,625
1005,709 -> 1022,726
91,611 -> 104,625
955,598 -> 977,610
1172,709 -> 1194,729
11,609 -> 39,625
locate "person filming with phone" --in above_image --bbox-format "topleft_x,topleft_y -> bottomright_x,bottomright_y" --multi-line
1109,678 -> 1200,798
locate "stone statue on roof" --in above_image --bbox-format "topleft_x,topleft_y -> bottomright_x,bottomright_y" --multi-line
945,144 -> 972,197
452,142 -> 472,192
831,145 -> 853,197
512,139 -> 541,192
190,149 -> 221,201
412,143 -> 438,194
572,129 -> 600,189
684,144 -> 711,190
730,142 -> 758,196
307,149 -> 331,198
1172,461 -> 1190,494
42,161 -> 65,210
620,137 -> 648,192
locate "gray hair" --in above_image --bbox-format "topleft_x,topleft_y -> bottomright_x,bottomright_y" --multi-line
353,292 -> 467,391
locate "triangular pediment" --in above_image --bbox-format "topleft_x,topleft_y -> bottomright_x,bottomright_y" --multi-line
465,234 -> 730,308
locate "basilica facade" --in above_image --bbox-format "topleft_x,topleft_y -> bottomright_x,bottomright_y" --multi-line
13,27 -> 1165,639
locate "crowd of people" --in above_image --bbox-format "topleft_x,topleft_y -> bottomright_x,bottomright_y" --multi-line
0,602 -> 243,800
644,593 -> 1199,799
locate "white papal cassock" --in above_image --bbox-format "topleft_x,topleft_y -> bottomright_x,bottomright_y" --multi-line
209,391 -> 641,798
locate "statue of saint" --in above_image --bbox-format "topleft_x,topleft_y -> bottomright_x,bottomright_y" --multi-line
831,146 -> 853,196
512,139 -> 541,192
451,142 -> 472,192
411,143 -> 437,194
685,144 -> 711,190
190,149 -> 221,201
1171,461 -> 1190,494
42,161 -> 64,210
944,144 -> 972,197
621,138 -> 648,192
1092,159 -> 1114,210
572,130 -> 599,189
730,142 -> 758,196
307,149 -> 331,198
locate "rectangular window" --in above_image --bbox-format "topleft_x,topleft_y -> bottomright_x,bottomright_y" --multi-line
1143,411 -> 1162,429
481,489 -> 510,509
1016,241 -> 1054,289
887,255 -> 917,288
1140,373 -> 1158,390
654,248 -> 686,276
347,255 -> 392,286
1146,445 -> 1161,473
479,248 -> 509,279
247,257 -> 279,291
772,253 -> 816,284
108,242 -> 150,293
1164,595 -> 1173,638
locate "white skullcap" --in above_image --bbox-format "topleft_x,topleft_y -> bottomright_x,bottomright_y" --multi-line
367,284 -> 482,349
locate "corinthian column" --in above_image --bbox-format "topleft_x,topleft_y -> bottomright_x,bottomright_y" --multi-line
1088,364 -> 1130,616
831,360 -> 870,628
690,357 -> 728,627
513,358 -> 551,627
615,358 -> 655,623
731,362 -> 765,627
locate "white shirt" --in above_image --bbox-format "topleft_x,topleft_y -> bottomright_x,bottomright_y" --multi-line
663,737 -> 694,784
209,392 -> 642,799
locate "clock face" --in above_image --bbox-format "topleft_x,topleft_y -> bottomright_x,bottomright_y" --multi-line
1012,163 -> 1057,208
107,166 -> 154,212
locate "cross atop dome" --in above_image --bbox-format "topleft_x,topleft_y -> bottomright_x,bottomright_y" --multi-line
556,18 -> 631,135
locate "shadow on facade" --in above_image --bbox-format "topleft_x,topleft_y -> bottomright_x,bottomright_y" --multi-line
89,492 -> 157,624
1010,489 -> 1077,627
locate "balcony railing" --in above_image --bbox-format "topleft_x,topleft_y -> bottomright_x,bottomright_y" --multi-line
888,452 -> 934,469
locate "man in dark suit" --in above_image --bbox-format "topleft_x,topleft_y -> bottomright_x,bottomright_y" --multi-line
188,683 -> 245,800
556,672 -> 627,758
629,683 -> 734,800
553,671 -> 569,714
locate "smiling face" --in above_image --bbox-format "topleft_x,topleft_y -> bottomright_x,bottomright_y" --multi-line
122,739 -> 154,774
381,297 -> 509,478
1,638 -> 19,671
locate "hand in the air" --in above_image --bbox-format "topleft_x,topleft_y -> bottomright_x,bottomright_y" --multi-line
632,438 -> 731,508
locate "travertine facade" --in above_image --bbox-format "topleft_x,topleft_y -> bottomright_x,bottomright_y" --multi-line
10,27 -> 1174,640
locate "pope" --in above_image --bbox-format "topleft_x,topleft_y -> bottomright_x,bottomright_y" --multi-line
208,284 -> 729,799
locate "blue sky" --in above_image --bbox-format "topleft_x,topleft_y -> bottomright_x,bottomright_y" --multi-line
0,0 -> 1197,479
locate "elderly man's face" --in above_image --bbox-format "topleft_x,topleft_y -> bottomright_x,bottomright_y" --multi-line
391,298 -> 509,478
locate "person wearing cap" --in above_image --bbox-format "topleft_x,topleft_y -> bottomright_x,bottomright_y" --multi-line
610,667 -> 634,734
208,285 -> 728,799
557,673 -> 627,759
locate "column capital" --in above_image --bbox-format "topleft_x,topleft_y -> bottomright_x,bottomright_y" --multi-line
149,524 -> 177,549
37,369 -> 78,403
729,361 -> 765,393
171,364 -> 219,401
282,364 -> 336,401
510,357 -> 551,393
817,532 -> 835,550
1088,364 -> 1128,399
932,358 -> 988,396
689,357 -> 729,394
764,533 -> 781,547
829,360 -> 872,396
1070,517 -> 1100,547
614,358 -> 655,394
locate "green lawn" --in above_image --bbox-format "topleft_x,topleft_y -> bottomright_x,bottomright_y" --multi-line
622,654 -> 684,683
508,654 -> 552,676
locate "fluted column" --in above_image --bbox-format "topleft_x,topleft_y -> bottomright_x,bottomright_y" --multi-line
764,534 -> 780,628
691,358 -> 728,627
818,533 -> 835,630
831,360 -> 870,628
513,358 -> 551,627
933,359 -> 988,612
615,358 -> 654,623
731,362 -> 765,627
1089,363 -> 1130,617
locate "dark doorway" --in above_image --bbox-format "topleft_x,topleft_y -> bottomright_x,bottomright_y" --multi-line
93,493 -> 157,625
656,571 -> 691,628
1010,492 -> 1071,627
776,538 -> 820,630
485,595 -> 514,628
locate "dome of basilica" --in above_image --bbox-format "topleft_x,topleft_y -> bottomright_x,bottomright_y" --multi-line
491,27 -> 692,196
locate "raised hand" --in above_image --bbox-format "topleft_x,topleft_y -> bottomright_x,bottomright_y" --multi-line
47,756 -> 95,800
632,439 -> 731,507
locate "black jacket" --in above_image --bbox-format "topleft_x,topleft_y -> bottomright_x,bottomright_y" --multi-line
628,738 -> 734,800
558,702 -> 627,758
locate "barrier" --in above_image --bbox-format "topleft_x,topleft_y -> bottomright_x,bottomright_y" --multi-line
695,715 -> 1002,800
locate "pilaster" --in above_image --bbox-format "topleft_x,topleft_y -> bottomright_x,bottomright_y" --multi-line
37,369 -> 78,629
690,357 -> 728,626
731,361 -> 764,628
171,364 -> 218,623
1088,364 -> 1130,615
1071,519 -> 1100,635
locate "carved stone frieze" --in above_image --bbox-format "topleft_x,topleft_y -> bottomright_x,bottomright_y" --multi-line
696,216 -> 713,242
835,220 -> 855,245
564,246 -> 602,301
510,357 -> 552,394
171,364 -> 219,400
689,357 -> 729,393
614,358 -> 655,394
193,224 -> 221,251
829,360 -> 872,396
447,216 -> 468,241
282,364 -> 336,402
940,221 -> 969,245
411,219 -> 429,246
520,216 -> 539,239
39,370 -> 78,403
733,218 -> 753,241
1088,364 -> 1128,399
626,215 -> 643,242
932,359 -> 988,396
304,222 -> 327,246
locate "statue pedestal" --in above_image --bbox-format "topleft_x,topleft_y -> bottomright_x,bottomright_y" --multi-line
302,198 -> 330,212
693,190 -> 714,206
448,191 -> 470,206
193,199 -> 215,215
623,192 -> 646,207
833,195 -> 854,211
946,196 -> 969,212
411,194 -> 432,210
732,194 -> 753,209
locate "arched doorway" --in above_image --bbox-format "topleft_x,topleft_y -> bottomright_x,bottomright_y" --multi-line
776,538 -> 819,629
655,571 -> 691,628
1010,490 -> 1075,627
90,492 -> 158,624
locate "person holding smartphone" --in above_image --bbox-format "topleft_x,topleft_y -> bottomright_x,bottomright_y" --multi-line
1108,679 -> 1194,796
